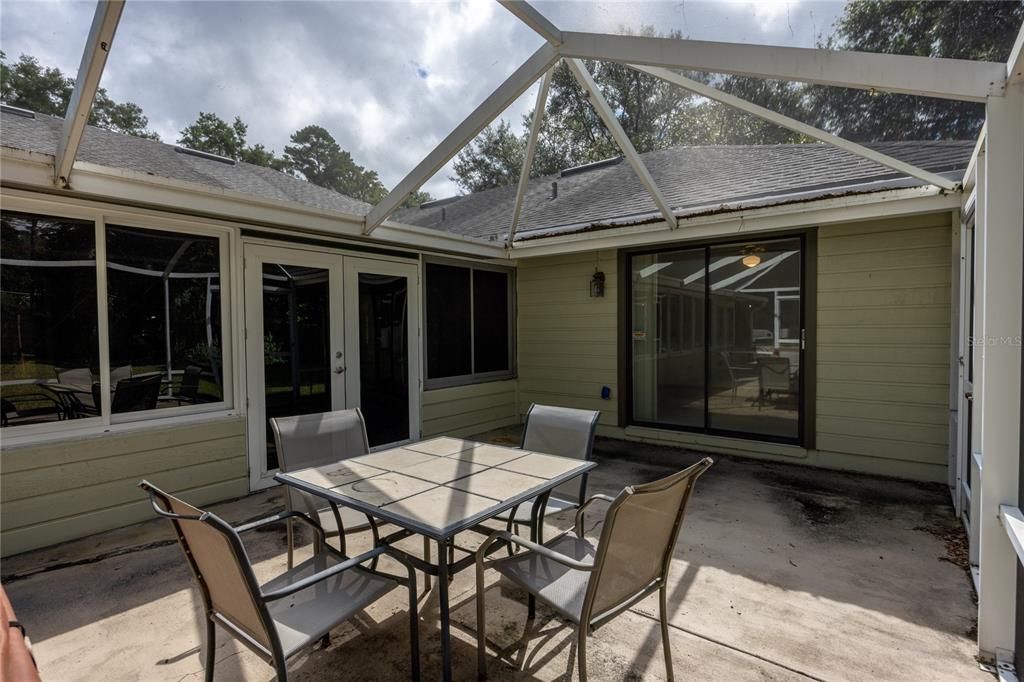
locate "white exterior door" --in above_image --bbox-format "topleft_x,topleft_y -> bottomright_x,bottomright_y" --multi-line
243,245 -> 421,489
243,244 -> 346,490
343,257 -> 421,449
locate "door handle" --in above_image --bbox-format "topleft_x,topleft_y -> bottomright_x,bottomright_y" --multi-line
965,391 -> 973,401
334,366 -> 346,374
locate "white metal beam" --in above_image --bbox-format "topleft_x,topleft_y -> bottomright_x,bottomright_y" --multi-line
364,43 -> 559,234
565,58 -> 678,229
559,31 -> 1005,102
976,81 -> 1024,659
54,0 -> 125,188
497,0 -> 562,46
508,69 -> 551,246
632,64 -> 958,191
1007,22 -> 1024,85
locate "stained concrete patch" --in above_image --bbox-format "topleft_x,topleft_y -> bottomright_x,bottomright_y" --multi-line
3,429 -> 986,681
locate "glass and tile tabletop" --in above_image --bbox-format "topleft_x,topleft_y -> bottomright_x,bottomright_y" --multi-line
276,436 -> 595,540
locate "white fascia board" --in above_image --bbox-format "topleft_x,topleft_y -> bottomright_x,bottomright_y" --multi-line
507,186 -> 960,258
55,0 -> 124,187
632,65 -> 958,191
0,149 -> 506,259
365,43 -> 560,233
558,31 -> 1005,102
497,0 -> 562,45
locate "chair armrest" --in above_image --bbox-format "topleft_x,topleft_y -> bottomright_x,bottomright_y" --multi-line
261,545 -> 390,602
574,494 -> 616,535
476,531 -> 595,572
235,510 -> 326,546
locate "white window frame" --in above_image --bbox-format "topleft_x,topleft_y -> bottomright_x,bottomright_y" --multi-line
422,256 -> 516,390
1,198 -> 238,443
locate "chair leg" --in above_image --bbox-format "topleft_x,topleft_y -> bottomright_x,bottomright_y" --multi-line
659,583 -> 674,682
576,627 -> 587,682
273,656 -> 288,681
475,555 -> 488,680
204,617 -> 216,682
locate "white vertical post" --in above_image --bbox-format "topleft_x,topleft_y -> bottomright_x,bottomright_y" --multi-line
976,81 -> 1024,659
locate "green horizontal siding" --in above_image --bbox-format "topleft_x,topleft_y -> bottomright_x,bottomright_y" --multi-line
1,417 -> 247,557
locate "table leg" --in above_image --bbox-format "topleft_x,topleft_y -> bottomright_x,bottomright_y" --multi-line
437,542 -> 453,682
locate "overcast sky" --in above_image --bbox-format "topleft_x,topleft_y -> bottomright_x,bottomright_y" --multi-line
1,1 -> 847,198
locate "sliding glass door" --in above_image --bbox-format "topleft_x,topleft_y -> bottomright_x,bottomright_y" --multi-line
629,236 -> 804,444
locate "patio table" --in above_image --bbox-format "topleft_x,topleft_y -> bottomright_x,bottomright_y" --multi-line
275,435 -> 597,681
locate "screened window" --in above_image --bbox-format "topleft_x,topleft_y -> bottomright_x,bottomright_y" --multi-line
425,261 -> 513,387
1,210 -> 230,433
630,236 -> 804,444
106,225 -> 224,415
1,212 -> 99,427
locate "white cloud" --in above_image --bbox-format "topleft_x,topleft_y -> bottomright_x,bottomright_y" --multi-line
1,0 -> 844,199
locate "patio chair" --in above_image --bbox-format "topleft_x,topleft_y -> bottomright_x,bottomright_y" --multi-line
110,364 -> 133,384
139,481 -> 420,681
103,373 -> 162,414
159,364 -> 203,405
754,356 -> 792,408
494,404 -> 600,534
475,457 -> 714,682
271,409 -> 382,569
720,351 -> 757,402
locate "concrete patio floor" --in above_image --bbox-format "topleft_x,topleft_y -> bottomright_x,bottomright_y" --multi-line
2,430 -> 984,681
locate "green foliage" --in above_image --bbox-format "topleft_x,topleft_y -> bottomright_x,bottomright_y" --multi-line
452,1 -> 1023,192
178,112 -> 290,169
804,0 -> 1024,141
402,190 -> 434,208
1,51 -> 160,140
283,124 -> 387,203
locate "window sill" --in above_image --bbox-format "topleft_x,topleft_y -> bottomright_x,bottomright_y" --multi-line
0,409 -> 243,450
424,374 -> 516,391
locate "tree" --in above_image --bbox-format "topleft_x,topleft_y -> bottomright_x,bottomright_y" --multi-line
451,120 -> 524,193
403,190 -> 434,208
283,125 -> 387,203
1,52 -> 159,140
804,0 -> 1024,141
178,112 -> 288,169
178,112 -> 249,159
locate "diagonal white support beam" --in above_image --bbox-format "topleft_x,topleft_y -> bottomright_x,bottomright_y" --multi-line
497,0 -> 562,46
508,69 -> 551,246
565,59 -> 678,229
55,0 -> 125,188
559,31 -> 1005,102
365,43 -> 559,234
632,64 -> 959,191
1007,22 -> 1024,85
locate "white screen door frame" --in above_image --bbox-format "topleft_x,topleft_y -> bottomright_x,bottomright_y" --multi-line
343,256 -> 421,450
244,243 -> 346,490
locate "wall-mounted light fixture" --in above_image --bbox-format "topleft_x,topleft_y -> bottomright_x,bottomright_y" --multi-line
590,270 -> 606,297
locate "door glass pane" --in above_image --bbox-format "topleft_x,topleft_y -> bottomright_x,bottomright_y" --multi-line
631,249 -> 705,428
358,273 -> 409,447
106,225 -> 223,416
708,239 -> 801,439
1,211 -> 99,427
262,263 -> 331,470
425,263 -> 471,379
473,269 -> 510,373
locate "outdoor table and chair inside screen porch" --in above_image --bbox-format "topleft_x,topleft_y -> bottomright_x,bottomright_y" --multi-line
143,404 -> 712,681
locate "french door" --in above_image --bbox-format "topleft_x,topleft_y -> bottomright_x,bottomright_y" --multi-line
243,244 -> 419,490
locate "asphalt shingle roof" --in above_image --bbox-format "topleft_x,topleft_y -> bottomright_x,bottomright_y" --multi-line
2,109 -> 972,244
0,110 -> 372,217
393,141 -> 974,241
